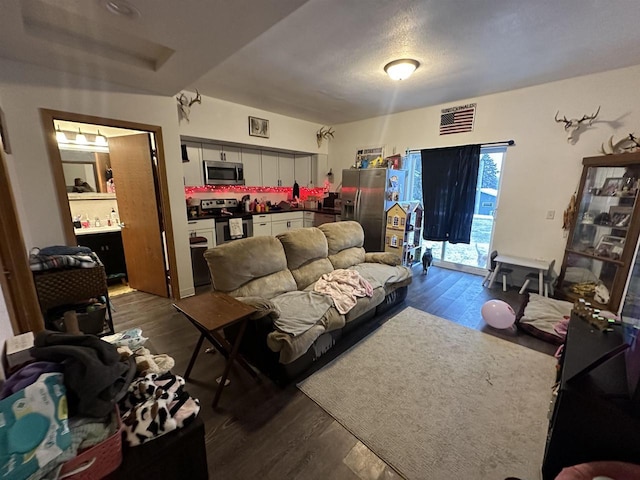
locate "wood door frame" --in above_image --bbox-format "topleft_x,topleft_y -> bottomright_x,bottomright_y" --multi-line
39,109 -> 180,299
0,148 -> 44,333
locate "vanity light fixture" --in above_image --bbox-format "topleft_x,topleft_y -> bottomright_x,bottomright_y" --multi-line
384,59 -> 420,81
55,126 -> 68,143
95,130 -> 108,146
75,129 -> 88,145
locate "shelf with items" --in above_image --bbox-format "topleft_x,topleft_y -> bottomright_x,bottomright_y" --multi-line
556,151 -> 640,311
384,201 -> 423,266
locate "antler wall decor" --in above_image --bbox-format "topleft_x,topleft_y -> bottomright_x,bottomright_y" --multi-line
316,126 -> 335,147
600,133 -> 640,155
554,106 -> 600,144
176,90 -> 202,123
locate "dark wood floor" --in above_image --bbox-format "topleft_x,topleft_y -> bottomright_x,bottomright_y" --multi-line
111,265 -> 556,480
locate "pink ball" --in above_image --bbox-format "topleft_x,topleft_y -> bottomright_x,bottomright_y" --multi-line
481,300 -> 516,329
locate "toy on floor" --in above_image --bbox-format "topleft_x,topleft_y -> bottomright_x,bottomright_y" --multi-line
422,248 -> 433,275
481,299 -> 516,329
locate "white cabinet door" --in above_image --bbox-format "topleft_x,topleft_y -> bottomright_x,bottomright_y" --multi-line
278,153 -> 295,188
182,142 -> 203,186
272,219 -> 303,236
252,220 -> 272,236
201,143 -> 223,161
303,211 -> 314,228
242,148 -> 262,187
294,155 -> 311,187
261,151 -> 279,186
222,146 -> 240,163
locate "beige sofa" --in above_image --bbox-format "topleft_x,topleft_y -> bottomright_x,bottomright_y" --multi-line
204,221 -> 412,382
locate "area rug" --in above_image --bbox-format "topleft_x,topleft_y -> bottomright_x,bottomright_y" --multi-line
298,307 -> 555,480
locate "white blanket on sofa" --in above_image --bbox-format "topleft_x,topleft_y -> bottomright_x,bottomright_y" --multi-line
314,269 -> 373,314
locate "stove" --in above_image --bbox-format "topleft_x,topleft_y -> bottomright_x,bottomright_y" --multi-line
200,198 -> 250,219
200,198 -> 253,244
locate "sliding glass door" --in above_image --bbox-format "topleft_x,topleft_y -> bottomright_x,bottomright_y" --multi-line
406,147 -> 506,273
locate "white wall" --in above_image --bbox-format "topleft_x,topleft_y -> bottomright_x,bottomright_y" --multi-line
329,64 -> 640,268
0,59 -> 325,298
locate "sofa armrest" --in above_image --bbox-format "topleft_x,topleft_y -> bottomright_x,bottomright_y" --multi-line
364,252 -> 401,266
236,296 -> 280,320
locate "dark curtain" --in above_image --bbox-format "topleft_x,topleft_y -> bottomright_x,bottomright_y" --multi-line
421,144 -> 481,244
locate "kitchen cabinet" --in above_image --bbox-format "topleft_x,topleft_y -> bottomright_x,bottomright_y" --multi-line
555,151 -> 640,311
187,219 -> 215,246
241,148 -> 262,187
202,144 -> 240,163
303,211 -> 314,228
278,153 -> 295,188
182,141 -> 203,187
294,155 -> 312,187
261,151 -> 280,187
272,217 -> 304,235
313,212 -> 335,227
252,214 -> 272,236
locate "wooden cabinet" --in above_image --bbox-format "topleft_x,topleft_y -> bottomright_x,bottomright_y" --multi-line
542,313 -> 640,479
77,231 -> 127,280
384,201 -> 423,266
241,148 -> 262,187
182,141 -> 203,187
556,151 -> 640,311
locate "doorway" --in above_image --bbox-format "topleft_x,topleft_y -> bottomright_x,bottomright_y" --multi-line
407,147 -> 506,274
40,110 -> 178,298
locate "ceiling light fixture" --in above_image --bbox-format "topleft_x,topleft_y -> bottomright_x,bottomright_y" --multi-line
75,129 -> 88,144
55,126 -> 68,143
95,130 -> 108,146
100,0 -> 141,18
384,59 -> 420,81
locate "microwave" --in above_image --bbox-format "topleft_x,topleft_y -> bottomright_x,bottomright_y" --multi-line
203,160 -> 245,185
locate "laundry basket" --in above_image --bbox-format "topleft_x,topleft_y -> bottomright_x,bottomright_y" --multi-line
59,408 -> 123,480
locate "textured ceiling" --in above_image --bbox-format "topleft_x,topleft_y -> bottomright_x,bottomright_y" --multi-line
2,0 -> 640,125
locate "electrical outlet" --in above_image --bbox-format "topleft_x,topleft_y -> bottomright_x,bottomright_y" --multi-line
546,210 -> 555,220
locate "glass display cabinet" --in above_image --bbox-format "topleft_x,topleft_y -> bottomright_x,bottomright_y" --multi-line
556,151 -> 640,311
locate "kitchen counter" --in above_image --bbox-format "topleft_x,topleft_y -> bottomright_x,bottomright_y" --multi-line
187,207 -> 341,221
75,226 -> 122,235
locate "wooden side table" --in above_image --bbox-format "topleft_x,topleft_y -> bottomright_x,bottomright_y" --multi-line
173,292 -> 258,408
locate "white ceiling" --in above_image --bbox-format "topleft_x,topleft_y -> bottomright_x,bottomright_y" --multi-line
2,0 -> 640,125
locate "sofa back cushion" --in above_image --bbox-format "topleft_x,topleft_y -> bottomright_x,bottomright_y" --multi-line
277,227 -> 334,290
319,221 -> 366,269
204,236 -> 296,298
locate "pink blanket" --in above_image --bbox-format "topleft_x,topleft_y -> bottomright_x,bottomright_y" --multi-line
314,269 -> 373,314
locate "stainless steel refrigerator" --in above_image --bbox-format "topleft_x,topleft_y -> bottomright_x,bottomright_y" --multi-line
341,168 -> 406,252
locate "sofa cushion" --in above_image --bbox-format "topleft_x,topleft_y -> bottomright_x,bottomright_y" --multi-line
319,221 -> 364,254
277,227 -> 334,289
277,227 -> 328,270
344,287 -> 385,322
351,263 -> 413,290
291,258 -> 334,291
229,270 -> 297,299
204,236 -> 293,297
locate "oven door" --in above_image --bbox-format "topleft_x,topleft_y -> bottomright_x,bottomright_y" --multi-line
215,218 -> 253,244
204,160 -> 245,185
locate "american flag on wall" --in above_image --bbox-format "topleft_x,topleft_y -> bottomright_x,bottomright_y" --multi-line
439,103 -> 476,135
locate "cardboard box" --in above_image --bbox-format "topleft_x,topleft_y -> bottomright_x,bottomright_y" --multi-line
5,332 -> 34,370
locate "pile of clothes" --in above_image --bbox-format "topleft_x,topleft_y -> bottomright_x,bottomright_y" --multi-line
0,328 -> 200,479
29,246 -> 101,272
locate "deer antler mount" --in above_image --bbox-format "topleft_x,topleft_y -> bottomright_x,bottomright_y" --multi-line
554,106 -> 600,144
176,89 -> 202,123
316,126 -> 335,147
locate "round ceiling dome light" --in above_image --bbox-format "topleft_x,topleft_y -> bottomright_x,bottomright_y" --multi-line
384,59 -> 419,81
100,0 -> 141,18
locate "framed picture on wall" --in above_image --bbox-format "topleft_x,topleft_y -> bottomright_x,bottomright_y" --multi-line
249,116 -> 269,138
